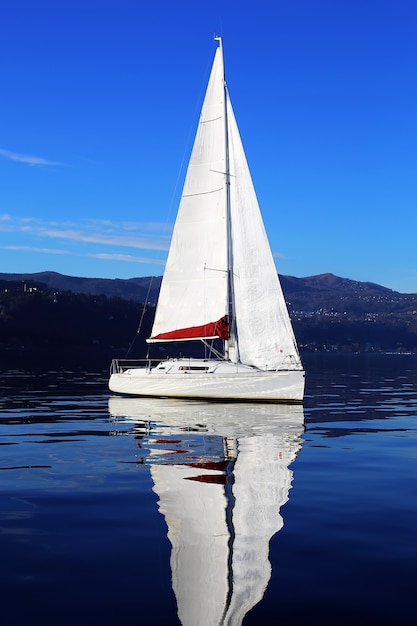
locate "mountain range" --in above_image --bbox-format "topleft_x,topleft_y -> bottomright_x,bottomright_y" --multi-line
1,270 -> 416,315
0,271 -> 162,305
1,271 -> 416,354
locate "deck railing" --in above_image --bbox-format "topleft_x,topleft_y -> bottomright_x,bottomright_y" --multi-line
110,358 -> 157,375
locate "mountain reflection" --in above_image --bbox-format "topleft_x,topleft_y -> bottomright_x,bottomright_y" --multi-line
109,398 -> 304,626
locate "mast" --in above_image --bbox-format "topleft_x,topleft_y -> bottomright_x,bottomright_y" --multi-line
215,35 -> 238,362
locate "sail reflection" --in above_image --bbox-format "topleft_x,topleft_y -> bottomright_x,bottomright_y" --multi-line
109,398 -> 304,626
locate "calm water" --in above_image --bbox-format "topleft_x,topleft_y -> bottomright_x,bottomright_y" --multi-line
1,353 -> 416,625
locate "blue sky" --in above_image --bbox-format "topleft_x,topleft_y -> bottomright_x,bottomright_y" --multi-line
1,0 -> 416,292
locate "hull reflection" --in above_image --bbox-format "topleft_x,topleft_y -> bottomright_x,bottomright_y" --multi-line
109,398 -> 304,626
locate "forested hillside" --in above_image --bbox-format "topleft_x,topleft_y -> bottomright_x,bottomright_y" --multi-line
1,273 -> 416,358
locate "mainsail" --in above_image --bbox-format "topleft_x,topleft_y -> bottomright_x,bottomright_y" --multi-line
149,45 -> 229,343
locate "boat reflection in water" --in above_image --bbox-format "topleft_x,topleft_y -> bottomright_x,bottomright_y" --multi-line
108,398 -> 304,626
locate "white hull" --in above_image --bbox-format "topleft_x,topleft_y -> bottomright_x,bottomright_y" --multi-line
109,359 -> 305,403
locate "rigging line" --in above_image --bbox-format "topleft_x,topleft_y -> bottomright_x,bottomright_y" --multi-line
201,115 -> 222,123
204,264 -> 227,273
125,276 -> 154,357
183,186 -> 223,198
163,43 -> 218,229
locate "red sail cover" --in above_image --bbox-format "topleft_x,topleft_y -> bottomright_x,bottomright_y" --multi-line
151,316 -> 229,341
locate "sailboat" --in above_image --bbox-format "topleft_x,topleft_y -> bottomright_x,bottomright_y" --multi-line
109,397 -> 304,625
109,37 -> 305,402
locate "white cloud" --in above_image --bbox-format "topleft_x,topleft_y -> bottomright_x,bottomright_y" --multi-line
0,245 -> 69,254
0,244 -> 166,265
0,215 -> 171,255
89,253 -> 166,265
0,148 -> 65,167
82,218 -> 172,234
37,227 -> 170,250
